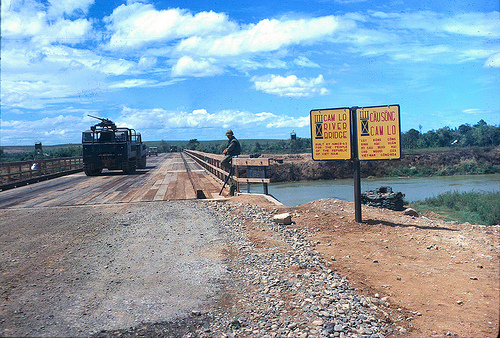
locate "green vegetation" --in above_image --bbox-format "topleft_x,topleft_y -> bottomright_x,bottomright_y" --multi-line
401,119 -> 499,149
157,119 -> 499,154
0,145 -> 82,163
145,137 -> 312,155
410,191 -> 500,226
388,161 -> 499,177
1,119 -> 498,165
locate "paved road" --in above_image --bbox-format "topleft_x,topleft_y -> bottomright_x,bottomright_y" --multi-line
0,200 -> 229,337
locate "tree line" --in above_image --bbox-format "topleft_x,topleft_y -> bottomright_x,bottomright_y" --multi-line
1,120 -> 498,162
401,120 -> 499,150
0,145 -> 82,162
174,119 -> 500,154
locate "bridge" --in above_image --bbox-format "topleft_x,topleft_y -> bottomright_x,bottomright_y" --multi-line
0,151 -> 275,336
0,151 -> 272,208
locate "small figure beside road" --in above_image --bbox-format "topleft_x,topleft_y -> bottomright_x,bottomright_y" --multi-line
221,129 -> 241,170
220,129 -> 241,196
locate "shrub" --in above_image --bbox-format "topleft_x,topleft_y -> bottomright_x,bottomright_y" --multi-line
411,191 -> 500,226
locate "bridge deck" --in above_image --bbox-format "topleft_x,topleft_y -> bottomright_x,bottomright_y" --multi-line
0,153 -> 223,209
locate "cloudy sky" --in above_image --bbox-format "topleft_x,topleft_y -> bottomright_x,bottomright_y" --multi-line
1,0 -> 499,146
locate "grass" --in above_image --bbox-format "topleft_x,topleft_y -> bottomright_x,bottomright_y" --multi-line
410,191 -> 500,226
389,162 -> 499,177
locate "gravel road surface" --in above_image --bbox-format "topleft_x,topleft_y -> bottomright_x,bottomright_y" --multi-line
0,201 -> 229,337
2,195 -> 497,337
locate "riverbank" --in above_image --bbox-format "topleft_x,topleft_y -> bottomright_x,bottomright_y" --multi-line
203,195 -> 499,337
267,147 -> 500,182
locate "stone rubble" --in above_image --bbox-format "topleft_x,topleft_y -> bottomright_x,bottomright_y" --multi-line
196,201 -> 404,338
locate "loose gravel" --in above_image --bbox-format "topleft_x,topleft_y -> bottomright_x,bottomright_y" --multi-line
188,200 -> 398,338
2,199 -> 402,337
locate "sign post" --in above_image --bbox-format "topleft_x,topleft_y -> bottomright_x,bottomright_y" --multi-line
351,107 -> 362,222
310,104 -> 401,223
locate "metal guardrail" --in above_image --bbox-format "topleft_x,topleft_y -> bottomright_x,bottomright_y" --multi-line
0,157 -> 84,191
182,149 -> 270,194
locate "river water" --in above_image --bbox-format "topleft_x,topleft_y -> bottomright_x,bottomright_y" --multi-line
266,174 -> 500,207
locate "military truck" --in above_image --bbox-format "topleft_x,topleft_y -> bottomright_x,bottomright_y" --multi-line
82,116 -> 147,176
148,147 -> 158,156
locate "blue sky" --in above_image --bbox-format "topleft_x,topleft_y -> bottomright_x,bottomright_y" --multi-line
1,0 -> 499,146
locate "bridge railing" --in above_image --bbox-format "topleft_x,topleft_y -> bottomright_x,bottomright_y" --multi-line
182,149 -> 270,194
0,157 -> 84,191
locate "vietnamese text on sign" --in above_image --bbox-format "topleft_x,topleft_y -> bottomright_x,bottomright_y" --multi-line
356,105 -> 401,160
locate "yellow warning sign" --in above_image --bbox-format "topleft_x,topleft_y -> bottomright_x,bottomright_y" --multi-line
310,108 -> 351,160
356,105 -> 401,160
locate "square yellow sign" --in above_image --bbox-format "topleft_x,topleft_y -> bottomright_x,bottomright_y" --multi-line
310,108 -> 351,160
356,105 -> 401,160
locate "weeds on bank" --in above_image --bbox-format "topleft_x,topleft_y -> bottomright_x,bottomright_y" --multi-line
410,191 -> 500,226
390,162 -> 499,177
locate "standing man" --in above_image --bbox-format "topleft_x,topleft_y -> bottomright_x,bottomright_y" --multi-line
221,129 -> 241,171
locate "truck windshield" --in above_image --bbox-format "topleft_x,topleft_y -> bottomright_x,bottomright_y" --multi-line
115,131 -> 127,141
83,132 -> 94,142
99,131 -> 114,142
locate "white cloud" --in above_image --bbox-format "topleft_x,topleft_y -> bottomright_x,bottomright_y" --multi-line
251,74 -> 329,98
109,79 -> 153,89
104,4 -> 237,49
0,114 -> 89,145
2,2 -> 499,145
392,45 -> 451,62
115,107 -> 309,133
442,12 -> 500,38
47,0 -> 95,18
265,115 -> 310,128
36,18 -> 92,45
1,2 -> 92,46
171,56 -> 224,77
293,56 -> 320,68
462,108 -> 485,115
484,53 -> 500,68
0,44 -> 136,109
176,16 -> 343,57
371,10 -> 500,38
104,3 -> 345,56
459,49 -> 497,63
138,56 -> 158,69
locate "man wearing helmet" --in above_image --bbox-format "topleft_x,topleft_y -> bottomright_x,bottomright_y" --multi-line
221,129 -> 241,171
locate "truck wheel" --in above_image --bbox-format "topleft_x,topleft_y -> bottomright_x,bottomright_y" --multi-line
123,161 -> 136,174
84,166 -> 102,176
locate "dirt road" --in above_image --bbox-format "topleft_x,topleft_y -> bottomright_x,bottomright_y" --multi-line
1,192 -> 498,337
0,201 -> 229,337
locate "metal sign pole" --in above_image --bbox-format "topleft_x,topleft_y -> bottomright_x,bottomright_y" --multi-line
351,107 -> 362,223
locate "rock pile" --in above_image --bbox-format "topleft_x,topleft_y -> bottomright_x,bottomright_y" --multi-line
196,201 -> 406,337
361,187 -> 405,211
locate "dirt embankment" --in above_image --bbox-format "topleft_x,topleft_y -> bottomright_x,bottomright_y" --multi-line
226,194 -> 500,338
267,147 -> 500,182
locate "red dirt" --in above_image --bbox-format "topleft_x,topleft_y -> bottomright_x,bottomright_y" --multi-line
228,194 -> 500,337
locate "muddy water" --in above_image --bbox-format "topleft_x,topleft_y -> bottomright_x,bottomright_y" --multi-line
268,174 -> 500,206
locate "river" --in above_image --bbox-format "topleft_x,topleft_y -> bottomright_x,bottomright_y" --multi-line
266,174 -> 500,207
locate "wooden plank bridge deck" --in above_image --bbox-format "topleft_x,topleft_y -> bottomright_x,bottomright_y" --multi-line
0,153 -> 224,209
